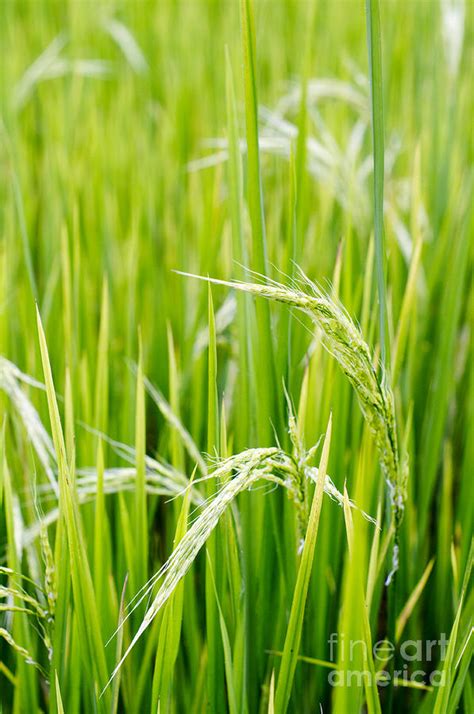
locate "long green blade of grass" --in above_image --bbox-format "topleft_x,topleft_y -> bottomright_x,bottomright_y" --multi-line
134,334 -> 148,593
274,414 -> 332,713
366,0 -> 388,369
433,540 -> 473,714
205,286 -> 225,712
240,0 -> 279,442
36,307 -> 111,710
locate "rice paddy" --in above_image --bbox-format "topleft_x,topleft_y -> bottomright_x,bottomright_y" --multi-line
0,1 -> 472,712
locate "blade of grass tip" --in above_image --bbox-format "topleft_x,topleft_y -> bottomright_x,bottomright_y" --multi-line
55,672 -> 65,714
205,285 -> 225,713
61,226 -> 73,375
392,145 -> 423,383
64,368 -> 75,475
268,670 -> 275,714
366,500 -> 383,611
395,558 -> 435,642
36,307 -> 110,708
361,235 -> 375,337
219,400 -> 228,460
342,484 -> 354,554
375,520 -> 395,582
93,440 -> 111,628
366,0 -> 388,371
134,331 -> 148,592
274,414 -> 332,714
167,324 -> 185,473
35,307 -> 68,477
111,575 -> 129,714
433,539 -> 473,714
94,278 -> 109,436
207,287 -> 219,459
117,491 -> 136,608
334,463 -> 369,714
447,622 -> 474,714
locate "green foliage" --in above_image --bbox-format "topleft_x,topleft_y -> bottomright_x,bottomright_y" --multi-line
0,1 -> 472,712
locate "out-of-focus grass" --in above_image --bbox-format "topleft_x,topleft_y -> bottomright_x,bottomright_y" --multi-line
0,1 -> 472,712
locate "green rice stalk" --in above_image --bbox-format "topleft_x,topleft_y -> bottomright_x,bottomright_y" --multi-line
178,270 -> 402,518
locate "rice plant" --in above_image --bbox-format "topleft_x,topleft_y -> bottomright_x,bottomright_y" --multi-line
0,0 -> 472,712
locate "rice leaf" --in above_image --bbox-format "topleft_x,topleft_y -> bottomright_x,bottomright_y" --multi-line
274,414 -> 331,713
433,540 -> 473,714
36,307 -> 111,708
366,0 -> 388,368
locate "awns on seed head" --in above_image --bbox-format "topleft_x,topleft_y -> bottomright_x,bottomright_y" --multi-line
177,268 -> 403,514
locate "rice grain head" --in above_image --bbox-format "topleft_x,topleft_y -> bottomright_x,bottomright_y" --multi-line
104,428 -> 376,684
177,270 -> 403,516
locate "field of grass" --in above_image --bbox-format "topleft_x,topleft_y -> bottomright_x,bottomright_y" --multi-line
0,1 -> 472,712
